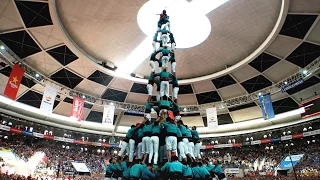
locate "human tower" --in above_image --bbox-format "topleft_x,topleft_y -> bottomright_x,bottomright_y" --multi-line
118,10 -> 201,166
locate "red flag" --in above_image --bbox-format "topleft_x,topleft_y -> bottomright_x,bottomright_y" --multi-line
4,64 -> 24,100
71,97 -> 84,121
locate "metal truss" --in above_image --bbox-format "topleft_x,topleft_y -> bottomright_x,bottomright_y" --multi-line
208,57 -> 320,113
1,40 -> 319,114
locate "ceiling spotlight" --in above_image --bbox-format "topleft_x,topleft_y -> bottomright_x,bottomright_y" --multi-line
109,102 -> 114,106
183,107 -> 187,112
258,92 -> 262,96
284,81 -> 288,85
302,70 -> 308,75
246,137 -> 249,141
215,140 -> 218,144
82,95 -> 86,99
0,46 -> 5,50
303,128 -> 307,132
308,126 -> 312,130
35,73 -> 40,78
287,131 -> 291,134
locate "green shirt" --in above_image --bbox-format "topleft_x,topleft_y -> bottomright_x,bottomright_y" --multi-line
156,48 -> 170,56
150,52 -> 157,61
155,80 -> 160,91
172,103 -> 180,113
170,76 -> 178,85
155,71 -> 173,79
145,103 -> 153,111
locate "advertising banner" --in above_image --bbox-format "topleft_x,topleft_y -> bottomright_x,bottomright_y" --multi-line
259,93 -> 275,120
40,85 -> 57,113
225,168 -> 240,174
206,107 -> 218,129
278,154 -> 304,170
102,105 -> 115,125
4,64 -> 24,100
71,97 -> 84,122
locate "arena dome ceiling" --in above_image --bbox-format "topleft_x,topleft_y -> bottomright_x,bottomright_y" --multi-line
0,0 -> 320,128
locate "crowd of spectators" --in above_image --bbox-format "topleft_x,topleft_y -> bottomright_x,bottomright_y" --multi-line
202,137 -> 319,177
227,175 -> 319,180
0,121 -> 319,179
0,134 -> 110,179
0,173 -> 103,180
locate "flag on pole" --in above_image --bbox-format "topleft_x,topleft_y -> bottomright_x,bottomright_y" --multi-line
4,64 -> 24,100
70,97 -> 84,122
40,85 -> 57,113
102,105 -> 115,125
206,107 -> 218,129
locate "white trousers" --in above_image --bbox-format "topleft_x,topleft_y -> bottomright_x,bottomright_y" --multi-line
118,141 -> 128,157
160,81 -> 169,98
194,142 -> 201,159
147,84 -> 153,96
166,136 -> 177,151
171,42 -> 176,51
149,136 -> 159,164
171,62 -> 176,73
188,142 -> 195,159
173,87 -> 179,100
152,41 -> 157,52
156,91 -> 160,101
129,139 -> 135,162
137,142 -> 142,159
161,22 -> 170,31
149,61 -> 156,73
161,56 -> 169,69
178,141 -> 186,161
182,138 -> 190,154
161,34 -> 169,46
142,136 -> 151,154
